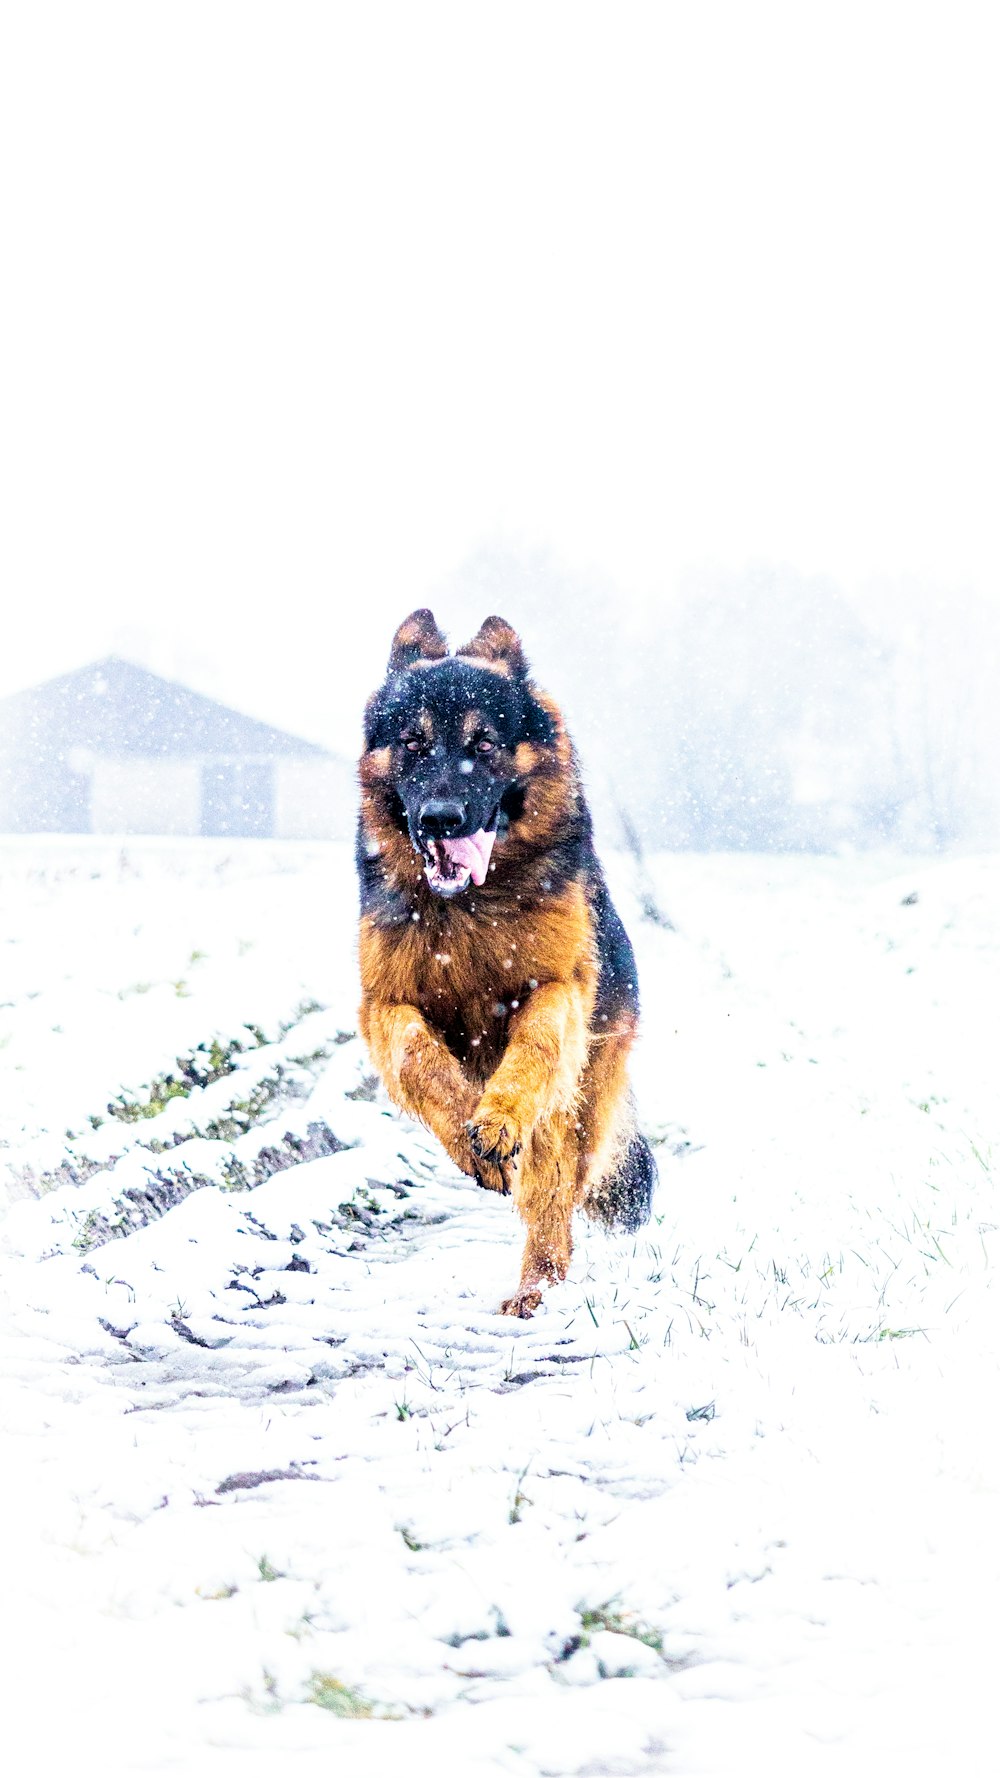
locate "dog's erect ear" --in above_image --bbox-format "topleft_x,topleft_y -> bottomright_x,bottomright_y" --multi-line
387,609 -> 448,672
457,615 -> 527,678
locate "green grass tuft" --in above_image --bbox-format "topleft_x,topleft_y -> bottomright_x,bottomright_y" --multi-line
578,1602 -> 664,1652
306,1674 -> 375,1718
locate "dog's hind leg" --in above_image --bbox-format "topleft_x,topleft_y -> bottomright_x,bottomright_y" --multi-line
577,1025 -> 657,1232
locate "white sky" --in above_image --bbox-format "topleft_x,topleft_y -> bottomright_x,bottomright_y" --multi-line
1,1 -> 997,754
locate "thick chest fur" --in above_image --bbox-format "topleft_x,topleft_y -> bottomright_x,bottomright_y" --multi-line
360,883 -> 598,1078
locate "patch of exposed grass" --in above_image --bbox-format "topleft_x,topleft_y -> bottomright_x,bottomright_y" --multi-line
201,1073 -> 289,1142
107,1035 -> 252,1123
509,1462 -> 532,1524
685,1400 -> 716,1423
110,1076 -> 190,1122
71,1206 -> 129,1251
578,1603 -> 664,1653
218,1120 -> 352,1193
305,1674 -> 375,1718
245,1662 -> 416,1720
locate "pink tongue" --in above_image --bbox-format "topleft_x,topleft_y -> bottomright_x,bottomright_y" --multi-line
439,828 -> 496,886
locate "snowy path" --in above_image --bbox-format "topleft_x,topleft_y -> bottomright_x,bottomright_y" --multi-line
1,841 -> 997,1776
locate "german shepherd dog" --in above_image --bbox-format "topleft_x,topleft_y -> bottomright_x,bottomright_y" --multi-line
357,610 -> 655,1317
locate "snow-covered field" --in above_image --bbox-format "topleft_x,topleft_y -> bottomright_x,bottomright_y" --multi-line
1,838 -> 997,1777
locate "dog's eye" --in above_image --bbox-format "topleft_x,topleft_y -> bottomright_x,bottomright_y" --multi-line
403,737 -> 422,753
476,738 -> 495,755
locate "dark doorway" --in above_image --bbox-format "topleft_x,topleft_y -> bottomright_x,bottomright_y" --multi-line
200,761 -> 275,837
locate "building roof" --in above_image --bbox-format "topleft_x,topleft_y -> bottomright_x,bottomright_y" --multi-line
0,657 -> 330,760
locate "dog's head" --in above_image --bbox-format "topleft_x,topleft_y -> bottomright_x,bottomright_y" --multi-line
361,610 -> 559,898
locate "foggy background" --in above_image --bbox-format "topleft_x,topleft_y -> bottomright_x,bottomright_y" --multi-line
2,1 -> 998,852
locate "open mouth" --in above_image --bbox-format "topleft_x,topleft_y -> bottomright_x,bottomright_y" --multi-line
422,829 -> 497,897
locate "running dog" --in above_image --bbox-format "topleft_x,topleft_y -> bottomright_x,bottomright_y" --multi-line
357,609 -> 655,1317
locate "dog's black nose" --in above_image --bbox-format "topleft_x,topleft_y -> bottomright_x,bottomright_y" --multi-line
419,799 -> 466,838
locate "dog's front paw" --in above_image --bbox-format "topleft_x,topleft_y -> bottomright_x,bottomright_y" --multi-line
472,1155 -> 511,1196
467,1096 -> 525,1196
467,1098 -> 523,1168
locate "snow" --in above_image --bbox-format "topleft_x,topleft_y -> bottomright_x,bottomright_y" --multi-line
1,838 -> 997,1777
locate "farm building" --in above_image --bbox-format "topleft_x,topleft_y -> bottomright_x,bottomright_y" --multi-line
0,658 -> 355,839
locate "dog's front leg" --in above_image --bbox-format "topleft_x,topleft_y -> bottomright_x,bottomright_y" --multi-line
362,1001 -> 480,1178
467,980 -> 588,1165
467,981 -> 589,1315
